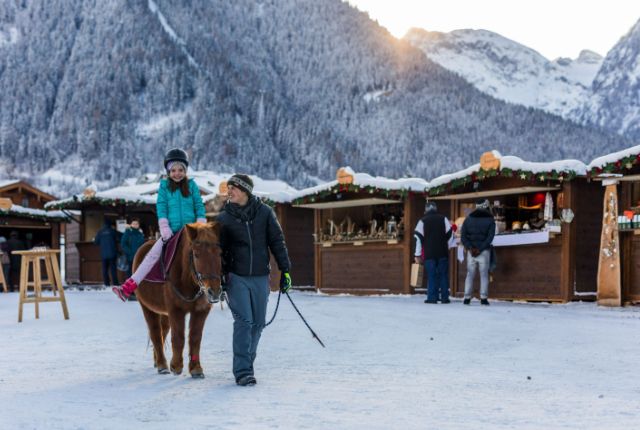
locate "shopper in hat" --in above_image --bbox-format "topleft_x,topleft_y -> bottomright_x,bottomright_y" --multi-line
216,174 -> 292,386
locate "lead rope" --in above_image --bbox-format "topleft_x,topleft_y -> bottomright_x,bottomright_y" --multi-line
220,288 -> 325,348
219,288 -> 282,328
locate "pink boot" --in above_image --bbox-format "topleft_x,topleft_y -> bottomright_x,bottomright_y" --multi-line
112,278 -> 138,302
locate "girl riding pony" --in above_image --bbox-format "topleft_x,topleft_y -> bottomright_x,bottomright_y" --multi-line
113,148 -> 206,301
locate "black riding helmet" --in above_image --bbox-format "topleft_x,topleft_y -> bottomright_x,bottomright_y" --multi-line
163,148 -> 189,170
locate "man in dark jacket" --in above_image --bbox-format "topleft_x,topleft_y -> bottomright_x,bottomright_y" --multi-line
414,201 -> 454,303
94,218 -> 119,287
120,218 -> 145,278
460,199 -> 496,305
217,174 -> 291,387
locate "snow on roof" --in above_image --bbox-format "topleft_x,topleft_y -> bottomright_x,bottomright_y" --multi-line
587,144 -> 640,170
0,203 -> 69,221
293,166 -> 429,200
46,170 -> 300,208
0,179 -> 20,189
428,152 -> 587,189
189,171 -> 300,203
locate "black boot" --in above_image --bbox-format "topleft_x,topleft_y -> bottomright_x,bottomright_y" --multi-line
236,375 -> 257,386
480,298 -> 490,306
463,298 -> 471,305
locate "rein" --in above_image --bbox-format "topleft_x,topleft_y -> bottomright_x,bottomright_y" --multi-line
221,287 -> 282,328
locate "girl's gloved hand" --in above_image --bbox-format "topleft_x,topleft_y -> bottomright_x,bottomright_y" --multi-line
158,218 -> 173,241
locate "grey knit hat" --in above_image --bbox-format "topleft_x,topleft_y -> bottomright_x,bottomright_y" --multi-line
227,174 -> 254,195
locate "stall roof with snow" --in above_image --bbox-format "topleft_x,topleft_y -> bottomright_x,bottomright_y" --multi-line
426,151 -> 587,198
45,171 -> 300,210
291,167 -> 429,208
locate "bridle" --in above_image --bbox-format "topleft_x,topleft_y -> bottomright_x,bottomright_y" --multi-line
170,240 -> 222,303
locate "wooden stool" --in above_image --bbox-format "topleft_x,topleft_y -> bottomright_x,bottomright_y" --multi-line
0,252 -> 7,293
14,249 -> 69,322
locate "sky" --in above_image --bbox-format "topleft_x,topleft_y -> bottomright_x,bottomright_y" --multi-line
348,0 -> 640,60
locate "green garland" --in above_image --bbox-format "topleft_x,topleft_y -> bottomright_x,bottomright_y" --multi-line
427,168 -> 578,197
292,183 -> 415,206
0,209 -> 69,222
588,154 -> 640,177
46,196 -> 152,210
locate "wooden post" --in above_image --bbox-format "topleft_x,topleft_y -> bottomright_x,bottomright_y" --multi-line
597,183 -> 622,306
15,249 -> 69,322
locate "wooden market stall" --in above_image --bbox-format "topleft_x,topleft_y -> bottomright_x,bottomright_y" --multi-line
589,145 -> 640,305
292,167 -> 430,294
0,180 -> 69,291
0,198 -> 69,290
427,151 -> 602,303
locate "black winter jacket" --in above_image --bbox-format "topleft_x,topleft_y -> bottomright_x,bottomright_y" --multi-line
217,197 -> 291,276
415,213 -> 452,260
460,209 -> 496,252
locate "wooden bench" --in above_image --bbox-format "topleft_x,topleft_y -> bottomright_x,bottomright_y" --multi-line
14,249 -> 69,322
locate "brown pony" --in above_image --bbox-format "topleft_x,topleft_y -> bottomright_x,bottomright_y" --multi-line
133,222 -> 223,378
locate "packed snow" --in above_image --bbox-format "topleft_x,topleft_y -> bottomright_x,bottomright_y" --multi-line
1,290 -> 638,429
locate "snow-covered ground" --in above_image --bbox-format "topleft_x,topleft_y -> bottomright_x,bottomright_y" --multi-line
1,290 -> 639,429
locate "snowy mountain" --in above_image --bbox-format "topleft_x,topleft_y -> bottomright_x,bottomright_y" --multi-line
404,28 -> 603,119
575,18 -> 640,139
0,0 -> 629,196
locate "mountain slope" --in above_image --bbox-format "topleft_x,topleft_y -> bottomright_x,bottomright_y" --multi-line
575,18 -> 640,139
0,0 -> 629,194
404,28 -> 603,119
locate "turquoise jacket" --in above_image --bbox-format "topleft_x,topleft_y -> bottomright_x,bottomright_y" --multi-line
156,178 -> 206,233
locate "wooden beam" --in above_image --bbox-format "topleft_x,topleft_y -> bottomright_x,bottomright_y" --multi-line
429,186 -> 560,201
294,198 -> 402,210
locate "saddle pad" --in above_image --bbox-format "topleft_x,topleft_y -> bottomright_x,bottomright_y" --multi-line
144,228 -> 184,283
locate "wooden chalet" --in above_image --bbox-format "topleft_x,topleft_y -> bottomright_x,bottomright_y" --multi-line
428,151 -> 602,303
291,167 -> 429,294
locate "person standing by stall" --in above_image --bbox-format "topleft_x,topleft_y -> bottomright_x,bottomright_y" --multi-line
7,231 -> 26,292
414,201 -> 454,304
217,174 -> 292,387
120,218 -> 145,278
94,218 -> 119,288
460,199 -> 496,305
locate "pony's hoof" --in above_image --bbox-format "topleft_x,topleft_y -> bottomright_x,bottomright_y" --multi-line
158,367 -> 170,375
191,372 -> 205,379
170,366 -> 183,375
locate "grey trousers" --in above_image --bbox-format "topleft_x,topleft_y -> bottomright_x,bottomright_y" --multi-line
464,249 -> 490,299
226,273 -> 270,380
